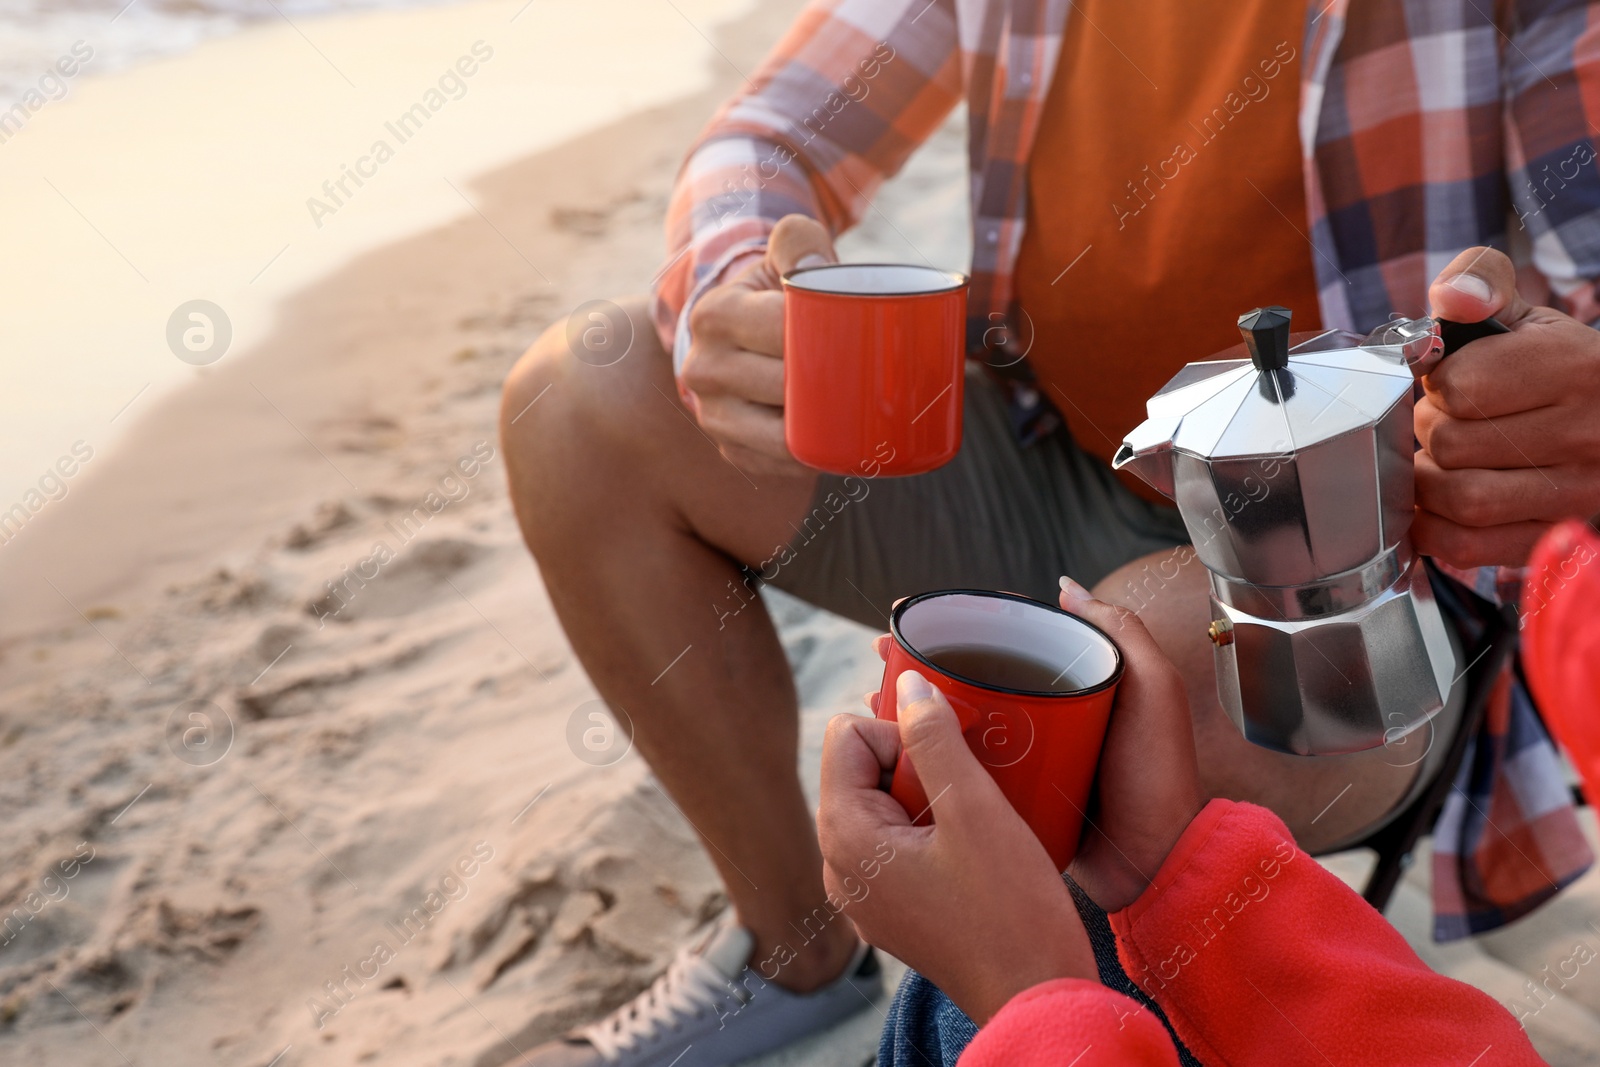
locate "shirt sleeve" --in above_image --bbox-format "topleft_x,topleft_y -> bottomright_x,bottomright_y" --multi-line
1503,0 -> 1600,329
956,979 -> 1180,1067
1110,800 -> 1547,1067
650,0 -> 964,373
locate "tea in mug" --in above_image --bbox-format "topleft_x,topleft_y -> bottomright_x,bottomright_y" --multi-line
922,645 -> 1084,693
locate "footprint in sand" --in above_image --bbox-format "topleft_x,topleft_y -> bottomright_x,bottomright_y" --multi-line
237,538 -> 491,719
283,499 -> 357,549
307,537 -> 489,626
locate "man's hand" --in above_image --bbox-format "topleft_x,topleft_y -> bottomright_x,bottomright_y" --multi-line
1417,246 -> 1600,567
817,672 -> 1096,1026
680,214 -> 835,477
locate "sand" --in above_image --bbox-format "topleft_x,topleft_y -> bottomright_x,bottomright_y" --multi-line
1,1 -> 1598,1065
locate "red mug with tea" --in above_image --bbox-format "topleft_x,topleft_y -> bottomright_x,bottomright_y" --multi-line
875,589 -> 1124,870
781,263 -> 968,476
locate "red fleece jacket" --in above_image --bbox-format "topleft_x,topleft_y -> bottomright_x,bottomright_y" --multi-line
958,800 -> 1546,1066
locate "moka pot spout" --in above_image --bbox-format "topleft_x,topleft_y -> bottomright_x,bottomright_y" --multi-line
1111,416 -> 1180,499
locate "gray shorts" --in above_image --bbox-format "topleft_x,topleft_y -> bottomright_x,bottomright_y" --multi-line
767,367 -> 1191,628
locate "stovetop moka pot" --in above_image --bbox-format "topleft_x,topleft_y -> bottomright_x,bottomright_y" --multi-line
1113,308 -> 1502,755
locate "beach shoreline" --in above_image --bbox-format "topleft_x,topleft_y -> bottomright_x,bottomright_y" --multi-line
0,0 -> 769,636
0,0 -> 754,505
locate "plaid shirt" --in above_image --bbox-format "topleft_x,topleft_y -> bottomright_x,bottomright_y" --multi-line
654,0 -> 1599,935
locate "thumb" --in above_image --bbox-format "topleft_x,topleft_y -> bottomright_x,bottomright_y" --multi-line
1428,246 -> 1533,327
896,670 -> 1007,834
766,213 -> 837,276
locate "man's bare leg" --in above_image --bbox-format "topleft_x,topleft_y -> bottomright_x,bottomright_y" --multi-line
500,297 -> 857,992
1092,547 -> 1422,854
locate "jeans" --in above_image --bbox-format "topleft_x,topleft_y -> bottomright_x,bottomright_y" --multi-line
877,877 -> 1201,1067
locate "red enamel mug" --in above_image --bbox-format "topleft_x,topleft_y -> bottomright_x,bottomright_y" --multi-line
875,590 -> 1124,871
782,263 -> 968,476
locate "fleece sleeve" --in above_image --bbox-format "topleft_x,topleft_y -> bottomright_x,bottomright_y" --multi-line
1111,799 -> 1547,1067
956,978 -> 1179,1067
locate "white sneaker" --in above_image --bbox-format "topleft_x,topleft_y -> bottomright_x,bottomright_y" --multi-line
516,918 -> 881,1066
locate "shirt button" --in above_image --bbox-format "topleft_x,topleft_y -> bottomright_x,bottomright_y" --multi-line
987,230 -> 999,243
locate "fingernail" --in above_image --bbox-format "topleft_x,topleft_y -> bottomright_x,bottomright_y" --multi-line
795,253 -> 832,271
897,670 -> 934,705
1446,273 -> 1493,302
1059,576 -> 1094,602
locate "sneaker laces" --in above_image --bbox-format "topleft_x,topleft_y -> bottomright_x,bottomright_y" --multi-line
578,944 -> 747,1061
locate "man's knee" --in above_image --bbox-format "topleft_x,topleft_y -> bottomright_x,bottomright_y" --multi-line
499,298 -> 653,544
500,296 -> 662,472
504,295 -> 644,418
501,324 -> 564,445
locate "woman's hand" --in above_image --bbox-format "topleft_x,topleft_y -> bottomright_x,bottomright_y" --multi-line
817,670 -> 1096,1025
858,582 -> 1206,912
820,580 -> 1207,1023
1057,578 -> 1207,912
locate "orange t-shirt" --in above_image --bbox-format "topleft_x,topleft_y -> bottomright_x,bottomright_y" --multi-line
1014,0 -> 1321,496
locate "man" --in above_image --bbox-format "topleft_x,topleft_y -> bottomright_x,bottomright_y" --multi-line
502,1 -> 1600,1064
